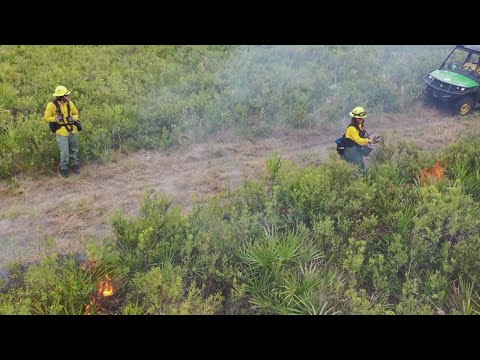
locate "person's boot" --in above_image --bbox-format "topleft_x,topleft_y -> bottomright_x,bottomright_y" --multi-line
60,169 -> 69,178
71,164 -> 80,174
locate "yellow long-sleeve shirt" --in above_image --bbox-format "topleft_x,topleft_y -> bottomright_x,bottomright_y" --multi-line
345,124 -> 369,146
44,100 -> 80,136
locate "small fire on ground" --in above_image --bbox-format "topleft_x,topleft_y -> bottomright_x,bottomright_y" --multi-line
98,274 -> 115,297
418,162 -> 445,186
84,274 -> 116,315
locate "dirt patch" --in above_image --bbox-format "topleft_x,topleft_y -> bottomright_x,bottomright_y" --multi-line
0,105 -> 479,268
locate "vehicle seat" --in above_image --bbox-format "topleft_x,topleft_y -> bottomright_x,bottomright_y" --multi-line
463,62 -> 479,72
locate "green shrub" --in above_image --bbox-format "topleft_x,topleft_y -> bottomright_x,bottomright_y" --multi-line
0,45 -> 451,178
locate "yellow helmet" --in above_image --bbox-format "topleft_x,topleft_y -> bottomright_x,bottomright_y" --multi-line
349,106 -> 367,118
53,85 -> 70,97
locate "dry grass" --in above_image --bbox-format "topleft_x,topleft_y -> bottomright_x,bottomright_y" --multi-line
0,105 -> 479,268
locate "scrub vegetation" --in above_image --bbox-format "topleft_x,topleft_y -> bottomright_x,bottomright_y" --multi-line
2,45 -> 480,315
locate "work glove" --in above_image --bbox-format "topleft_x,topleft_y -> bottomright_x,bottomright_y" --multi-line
55,115 -> 63,122
370,136 -> 381,144
67,115 -> 75,122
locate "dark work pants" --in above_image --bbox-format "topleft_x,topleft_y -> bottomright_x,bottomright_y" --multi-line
342,146 -> 365,170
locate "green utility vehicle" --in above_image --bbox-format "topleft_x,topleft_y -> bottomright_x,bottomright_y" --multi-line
423,45 -> 480,115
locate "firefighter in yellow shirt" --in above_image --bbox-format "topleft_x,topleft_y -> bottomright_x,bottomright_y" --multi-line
44,85 -> 81,178
341,106 -> 378,170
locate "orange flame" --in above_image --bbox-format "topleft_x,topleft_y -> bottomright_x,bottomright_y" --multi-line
418,162 -> 445,186
97,274 -> 115,297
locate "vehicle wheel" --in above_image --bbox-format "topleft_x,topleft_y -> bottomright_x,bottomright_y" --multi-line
452,96 -> 474,116
423,88 -> 436,106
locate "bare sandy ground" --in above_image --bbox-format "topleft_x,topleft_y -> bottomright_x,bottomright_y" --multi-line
1,104 -> 479,268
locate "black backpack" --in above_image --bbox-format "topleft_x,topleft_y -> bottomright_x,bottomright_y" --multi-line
335,124 -> 364,155
336,126 -> 375,157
